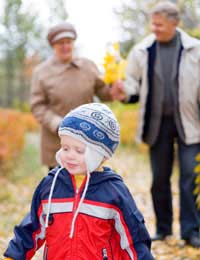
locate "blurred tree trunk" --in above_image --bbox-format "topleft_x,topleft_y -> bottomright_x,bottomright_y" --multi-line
0,0 -> 41,109
0,0 -> 40,108
5,51 -> 14,106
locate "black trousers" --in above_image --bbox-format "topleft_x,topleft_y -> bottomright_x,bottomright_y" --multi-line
150,116 -> 200,239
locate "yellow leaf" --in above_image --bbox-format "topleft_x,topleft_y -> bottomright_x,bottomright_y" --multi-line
195,153 -> 200,161
118,59 -> 127,80
195,174 -> 200,184
195,194 -> 200,209
113,42 -> 120,52
193,186 -> 200,195
194,164 -> 200,173
102,42 -> 127,84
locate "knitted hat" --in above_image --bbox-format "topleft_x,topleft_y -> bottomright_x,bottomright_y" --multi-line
58,103 -> 120,159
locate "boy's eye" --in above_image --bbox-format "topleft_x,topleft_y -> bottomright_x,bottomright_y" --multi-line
76,149 -> 85,154
63,147 -> 69,151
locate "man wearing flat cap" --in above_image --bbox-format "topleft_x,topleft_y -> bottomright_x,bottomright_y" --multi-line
30,22 -> 113,170
47,23 -> 77,44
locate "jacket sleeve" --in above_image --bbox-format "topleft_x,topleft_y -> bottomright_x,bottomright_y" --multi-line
124,47 -> 143,99
30,68 -> 62,133
112,181 -> 154,260
4,180 -> 46,260
95,79 -> 113,101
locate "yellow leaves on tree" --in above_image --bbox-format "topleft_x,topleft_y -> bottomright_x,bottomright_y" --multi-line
103,42 -> 127,84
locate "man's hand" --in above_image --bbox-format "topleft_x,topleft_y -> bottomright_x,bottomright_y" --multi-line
110,80 -> 127,101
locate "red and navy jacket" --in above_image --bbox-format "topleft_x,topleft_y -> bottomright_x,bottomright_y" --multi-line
4,166 -> 154,260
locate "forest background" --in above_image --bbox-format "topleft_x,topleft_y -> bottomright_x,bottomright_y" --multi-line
1,0 -> 200,109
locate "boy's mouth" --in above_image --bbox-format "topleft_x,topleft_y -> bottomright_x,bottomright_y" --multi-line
66,162 -> 77,169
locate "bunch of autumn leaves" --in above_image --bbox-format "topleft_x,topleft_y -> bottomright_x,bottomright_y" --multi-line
103,42 -> 127,85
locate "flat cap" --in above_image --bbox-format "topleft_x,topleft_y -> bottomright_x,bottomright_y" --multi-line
47,22 -> 77,45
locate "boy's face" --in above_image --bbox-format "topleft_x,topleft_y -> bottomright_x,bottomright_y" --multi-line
60,135 -> 87,175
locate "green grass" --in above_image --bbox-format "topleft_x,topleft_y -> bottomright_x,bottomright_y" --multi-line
9,133 -> 46,182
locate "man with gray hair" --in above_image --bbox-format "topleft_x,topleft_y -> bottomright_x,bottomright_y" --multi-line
111,1 -> 200,247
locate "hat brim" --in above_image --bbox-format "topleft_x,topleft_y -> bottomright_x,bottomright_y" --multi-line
52,31 -> 76,43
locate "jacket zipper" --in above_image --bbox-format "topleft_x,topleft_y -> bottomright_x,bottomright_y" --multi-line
70,187 -> 79,255
43,245 -> 48,260
74,188 -> 79,211
102,248 -> 108,260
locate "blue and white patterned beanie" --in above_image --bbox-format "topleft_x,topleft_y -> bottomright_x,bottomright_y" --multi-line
58,102 -> 120,159
49,103 -> 120,238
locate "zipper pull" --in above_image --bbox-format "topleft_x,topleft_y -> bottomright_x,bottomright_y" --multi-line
102,248 -> 108,260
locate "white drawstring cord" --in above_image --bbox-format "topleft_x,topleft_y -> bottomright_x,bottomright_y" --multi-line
53,146 -> 103,238
69,146 -> 104,238
69,171 -> 90,238
45,167 -> 64,228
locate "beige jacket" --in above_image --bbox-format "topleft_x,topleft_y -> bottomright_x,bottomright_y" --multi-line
125,29 -> 200,145
30,56 -> 112,167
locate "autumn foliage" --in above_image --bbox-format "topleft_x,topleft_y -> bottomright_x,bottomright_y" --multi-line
0,109 -> 39,170
109,102 -> 147,151
103,43 -> 127,84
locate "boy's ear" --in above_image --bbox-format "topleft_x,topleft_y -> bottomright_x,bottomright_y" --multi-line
55,148 -> 63,167
85,147 -> 104,173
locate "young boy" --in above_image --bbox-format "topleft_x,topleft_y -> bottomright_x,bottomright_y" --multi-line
4,103 -> 154,260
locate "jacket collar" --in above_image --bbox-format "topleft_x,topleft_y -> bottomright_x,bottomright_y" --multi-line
137,28 -> 200,51
51,55 -> 81,68
49,166 -> 122,186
